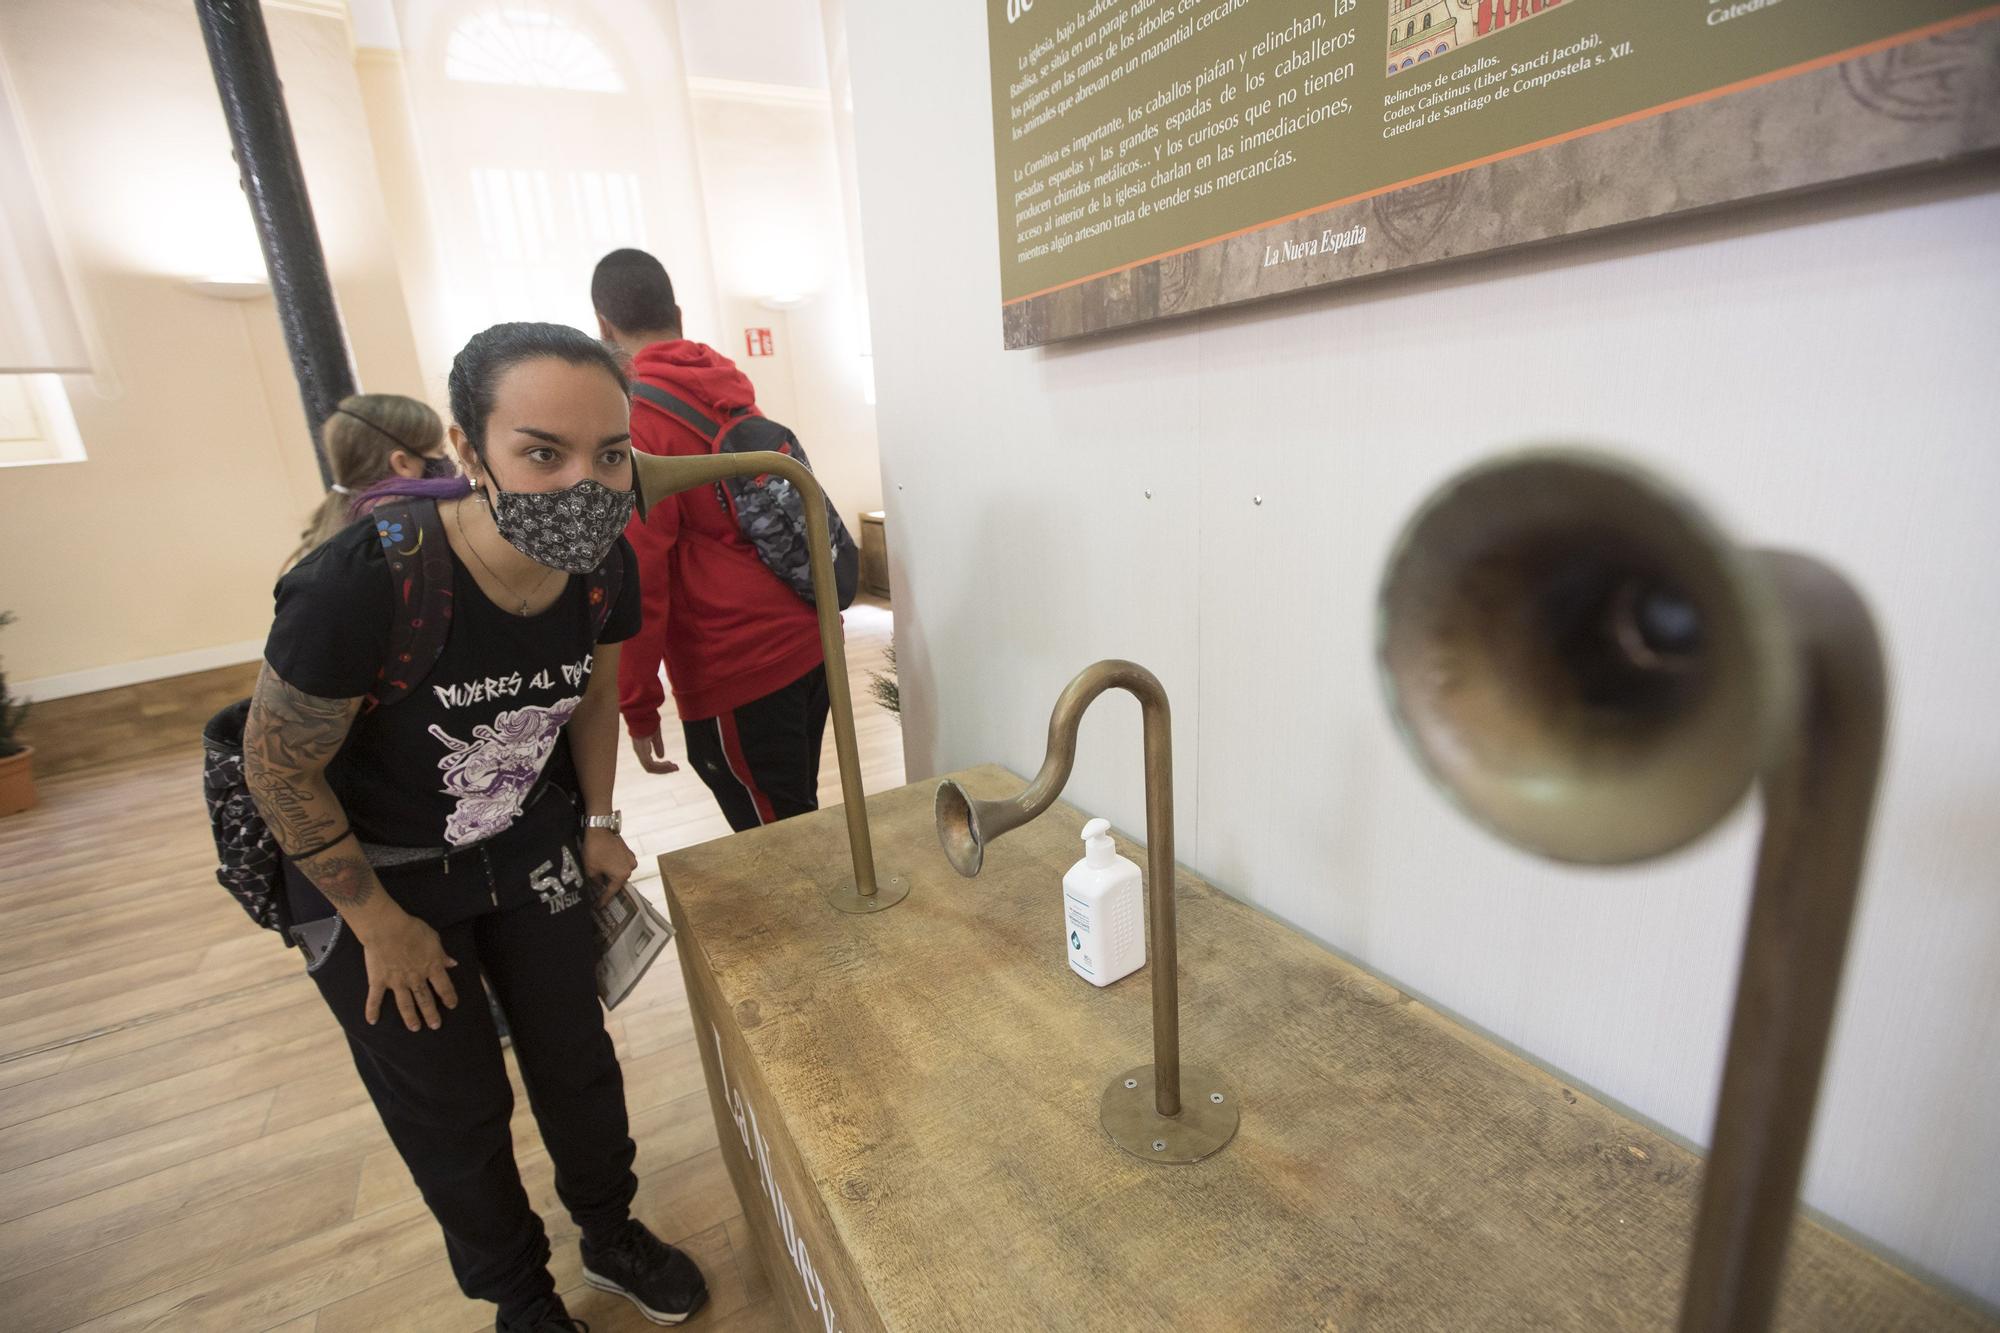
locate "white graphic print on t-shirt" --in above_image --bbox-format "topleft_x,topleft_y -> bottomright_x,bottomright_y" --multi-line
428,696 -> 582,846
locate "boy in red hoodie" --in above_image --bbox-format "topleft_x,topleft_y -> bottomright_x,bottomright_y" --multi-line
591,249 -> 830,830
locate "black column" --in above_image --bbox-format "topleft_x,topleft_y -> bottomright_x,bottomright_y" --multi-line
195,0 -> 356,487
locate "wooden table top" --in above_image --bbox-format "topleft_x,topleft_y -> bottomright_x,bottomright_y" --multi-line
659,765 -> 1990,1331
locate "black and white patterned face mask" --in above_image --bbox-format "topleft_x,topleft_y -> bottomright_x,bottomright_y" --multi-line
487,475 -> 635,574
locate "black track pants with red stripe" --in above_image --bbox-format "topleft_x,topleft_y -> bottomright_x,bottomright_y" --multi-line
682,664 -> 831,832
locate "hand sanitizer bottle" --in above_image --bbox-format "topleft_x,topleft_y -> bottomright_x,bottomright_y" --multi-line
1063,818 -> 1145,986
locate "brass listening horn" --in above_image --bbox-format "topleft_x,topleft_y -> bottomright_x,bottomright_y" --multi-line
935,661 -> 1237,1164
1377,449 -> 1886,1333
631,450 -> 907,913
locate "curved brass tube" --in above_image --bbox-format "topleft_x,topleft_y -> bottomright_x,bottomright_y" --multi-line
1676,550 -> 1884,1333
1377,450 -> 1886,1333
934,660 -> 1183,1117
633,450 -> 899,913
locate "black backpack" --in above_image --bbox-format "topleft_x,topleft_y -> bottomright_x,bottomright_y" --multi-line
629,380 -> 858,610
201,498 -> 623,942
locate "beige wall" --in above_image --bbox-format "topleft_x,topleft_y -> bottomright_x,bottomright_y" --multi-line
0,0 -> 425,688
352,45 -> 453,408
1,0 -> 887,695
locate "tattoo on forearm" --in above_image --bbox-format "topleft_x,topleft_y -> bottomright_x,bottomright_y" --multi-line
296,842 -> 376,910
242,667 -> 382,913
247,769 -> 338,849
243,665 -> 362,852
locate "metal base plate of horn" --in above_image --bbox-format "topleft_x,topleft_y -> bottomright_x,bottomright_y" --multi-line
1100,1064 -> 1238,1164
825,873 -> 910,914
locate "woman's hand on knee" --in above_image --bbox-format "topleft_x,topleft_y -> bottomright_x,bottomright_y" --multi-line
359,910 -> 460,1031
584,828 -> 638,905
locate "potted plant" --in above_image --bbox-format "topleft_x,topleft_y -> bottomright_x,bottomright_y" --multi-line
0,612 -> 33,817
869,640 -> 900,723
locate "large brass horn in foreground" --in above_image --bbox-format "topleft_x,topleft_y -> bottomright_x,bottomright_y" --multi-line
1377,450 -> 1886,1333
934,661 -> 1237,1164
632,450 -> 907,914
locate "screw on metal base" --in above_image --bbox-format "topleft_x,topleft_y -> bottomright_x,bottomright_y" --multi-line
825,873 -> 910,915
1100,1064 -> 1238,1164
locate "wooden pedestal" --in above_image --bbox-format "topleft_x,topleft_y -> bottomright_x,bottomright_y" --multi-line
659,766 -> 1988,1332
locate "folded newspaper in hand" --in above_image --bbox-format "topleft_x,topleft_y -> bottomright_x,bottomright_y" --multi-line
592,881 -> 674,1009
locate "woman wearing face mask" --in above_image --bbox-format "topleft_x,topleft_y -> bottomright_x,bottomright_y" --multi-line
283,392 -> 456,572
244,323 -> 706,1332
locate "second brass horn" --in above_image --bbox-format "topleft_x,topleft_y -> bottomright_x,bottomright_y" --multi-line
1377,448 -> 1886,1333
934,661 -> 1238,1164
631,449 -> 907,914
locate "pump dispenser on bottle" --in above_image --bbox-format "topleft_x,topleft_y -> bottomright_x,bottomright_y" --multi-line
1063,818 -> 1146,986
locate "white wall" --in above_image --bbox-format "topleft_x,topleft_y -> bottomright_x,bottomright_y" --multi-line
843,0 -> 2000,1306
686,84 -> 882,531
392,0 -> 721,368
678,0 -> 828,90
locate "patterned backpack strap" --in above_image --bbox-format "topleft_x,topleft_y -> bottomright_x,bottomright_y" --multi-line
367,498 -> 454,709
585,541 -> 625,643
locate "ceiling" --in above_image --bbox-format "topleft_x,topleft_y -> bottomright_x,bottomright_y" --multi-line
337,0 -> 829,91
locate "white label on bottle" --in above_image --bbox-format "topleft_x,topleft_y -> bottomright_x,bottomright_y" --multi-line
1065,894 -> 1094,975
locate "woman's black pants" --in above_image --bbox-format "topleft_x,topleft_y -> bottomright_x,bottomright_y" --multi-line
283,796 -> 636,1314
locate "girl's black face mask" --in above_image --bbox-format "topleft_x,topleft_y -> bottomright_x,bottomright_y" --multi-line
486,474 -> 635,574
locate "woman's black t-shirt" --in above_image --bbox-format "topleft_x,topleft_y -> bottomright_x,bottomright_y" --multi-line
263,514 -> 640,850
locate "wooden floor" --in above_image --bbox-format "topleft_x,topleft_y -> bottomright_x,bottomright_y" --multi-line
0,600 -> 905,1333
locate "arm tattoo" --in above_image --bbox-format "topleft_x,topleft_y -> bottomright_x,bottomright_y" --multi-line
296,842 -> 376,910
246,768 -> 337,851
244,666 -> 374,911
248,667 -> 356,773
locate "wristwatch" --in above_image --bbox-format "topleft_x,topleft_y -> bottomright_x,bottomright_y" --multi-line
582,811 -> 623,834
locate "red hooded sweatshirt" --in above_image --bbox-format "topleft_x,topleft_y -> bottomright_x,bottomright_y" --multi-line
618,340 -> 825,731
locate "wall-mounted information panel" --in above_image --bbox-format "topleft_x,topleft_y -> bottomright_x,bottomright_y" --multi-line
989,0 -> 2000,347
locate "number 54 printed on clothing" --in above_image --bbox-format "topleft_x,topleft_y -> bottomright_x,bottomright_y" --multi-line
529,847 -> 586,914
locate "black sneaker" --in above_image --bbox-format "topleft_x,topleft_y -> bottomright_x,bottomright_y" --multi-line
580,1219 -> 709,1325
496,1293 -> 589,1332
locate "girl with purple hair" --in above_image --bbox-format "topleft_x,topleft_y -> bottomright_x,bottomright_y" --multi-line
283,392 -> 455,571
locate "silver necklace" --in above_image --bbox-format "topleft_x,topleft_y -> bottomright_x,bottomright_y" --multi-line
456,492 -> 554,615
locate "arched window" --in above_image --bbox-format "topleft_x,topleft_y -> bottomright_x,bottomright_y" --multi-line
411,0 -> 685,339
1423,12 -> 1432,29
445,4 -> 625,92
